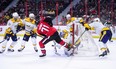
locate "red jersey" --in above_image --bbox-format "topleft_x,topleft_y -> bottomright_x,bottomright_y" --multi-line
37,21 -> 57,37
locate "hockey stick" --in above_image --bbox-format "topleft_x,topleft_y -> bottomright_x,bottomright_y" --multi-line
0,39 -> 6,43
54,45 -> 61,56
52,41 -> 61,56
74,30 -> 86,45
0,36 -> 10,44
72,30 -> 86,55
0,37 -> 20,44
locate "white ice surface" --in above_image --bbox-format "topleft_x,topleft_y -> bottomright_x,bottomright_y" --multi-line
0,36 -> 116,69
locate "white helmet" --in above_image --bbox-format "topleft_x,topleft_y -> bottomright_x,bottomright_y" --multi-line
66,14 -> 71,20
93,18 -> 100,22
29,13 -> 35,19
12,12 -> 19,19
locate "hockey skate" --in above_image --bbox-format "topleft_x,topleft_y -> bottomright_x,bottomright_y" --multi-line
34,47 -> 38,52
109,40 -> 113,42
18,46 -> 25,52
39,54 -> 46,57
64,44 -> 73,57
106,48 -> 110,53
0,49 -> 5,53
99,50 -> 107,57
7,48 -> 14,52
39,50 -> 46,57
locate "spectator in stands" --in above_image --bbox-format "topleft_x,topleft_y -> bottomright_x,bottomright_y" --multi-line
60,16 -> 67,25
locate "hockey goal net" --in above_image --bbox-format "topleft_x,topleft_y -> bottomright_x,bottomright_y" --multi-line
55,23 -> 99,56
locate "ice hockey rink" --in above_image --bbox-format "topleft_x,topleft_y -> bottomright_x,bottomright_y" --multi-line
0,36 -> 116,69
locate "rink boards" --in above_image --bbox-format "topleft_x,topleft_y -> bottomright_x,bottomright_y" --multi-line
0,26 -> 116,40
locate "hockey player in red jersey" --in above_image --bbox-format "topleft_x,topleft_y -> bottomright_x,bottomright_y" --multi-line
37,16 -> 73,57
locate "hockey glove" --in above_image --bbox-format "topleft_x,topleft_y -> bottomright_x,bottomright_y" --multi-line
29,28 -> 37,35
16,25 -> 25,32
85,28 -> 89,31
32,33 -> 37,37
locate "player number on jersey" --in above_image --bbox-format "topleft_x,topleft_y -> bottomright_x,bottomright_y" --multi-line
39,23 -> 49,32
